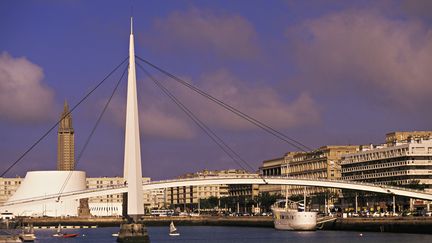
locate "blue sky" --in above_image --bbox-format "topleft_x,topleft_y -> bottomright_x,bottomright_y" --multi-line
1,0 -> 432,179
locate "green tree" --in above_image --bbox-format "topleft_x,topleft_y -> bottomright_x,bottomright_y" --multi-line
200,196 -> 219,209
256,192 -> 283,212
401,180 -> 427,191
208,196 -> 219,208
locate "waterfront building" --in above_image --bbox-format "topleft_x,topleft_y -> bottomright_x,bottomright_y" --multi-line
259,156 -> 284,195
287,145 -> 359,196
0,177 -> 22,205
0,176 -> 165,217
86,177 -> 124,216
4,171 -> 86,217
86,177 -> 165,216
342,139 -> 432,191
261,157 -> 283,176
342,133 -> 432,211
385,131 -> 432,147
0,169 -> 258,216
57,101 -> 75,171
168,169 -> 259,210
229,183 -> 259,199
0,103 -> 87,217
259,146 -> 358,197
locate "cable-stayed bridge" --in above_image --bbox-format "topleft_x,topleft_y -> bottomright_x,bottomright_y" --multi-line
1,17 -> 432,220
2,176 -> 432,211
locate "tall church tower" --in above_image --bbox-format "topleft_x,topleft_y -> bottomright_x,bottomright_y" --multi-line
57,100 -> 75,171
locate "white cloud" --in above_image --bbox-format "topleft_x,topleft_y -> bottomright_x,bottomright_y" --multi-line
107,69 -> 320,139
287,10 -> 432,108
0,52 -> 55,123
108,95 -> 195,140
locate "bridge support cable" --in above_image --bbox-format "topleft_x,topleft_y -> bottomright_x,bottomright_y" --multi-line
57,64 -> 129,199
138,65 -> 268,184
135,56 -> 312,152
137,63 -> 258,175
0,57 -> 129,177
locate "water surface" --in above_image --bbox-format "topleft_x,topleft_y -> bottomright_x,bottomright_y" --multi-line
30,226 -> 432,242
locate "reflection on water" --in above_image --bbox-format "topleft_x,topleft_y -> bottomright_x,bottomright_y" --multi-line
28,226 -> 432,243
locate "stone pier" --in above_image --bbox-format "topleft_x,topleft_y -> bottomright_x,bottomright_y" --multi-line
117,223 -> 149,243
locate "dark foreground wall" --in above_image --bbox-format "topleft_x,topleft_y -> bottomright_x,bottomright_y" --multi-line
321,217 -> 432,234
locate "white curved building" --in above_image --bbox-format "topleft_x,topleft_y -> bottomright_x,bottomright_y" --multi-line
4,171 -> 86,217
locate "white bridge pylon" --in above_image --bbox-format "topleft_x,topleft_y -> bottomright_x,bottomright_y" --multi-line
2,176 -> 432,209
123,17 -> 144,218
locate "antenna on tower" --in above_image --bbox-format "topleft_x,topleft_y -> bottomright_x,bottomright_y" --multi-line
130,17 -> 133,34
130,0 -> 134,34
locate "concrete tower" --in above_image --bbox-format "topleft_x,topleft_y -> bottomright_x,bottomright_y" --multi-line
117,18 -> 149,243
123,17 -> 144,220
57,100 -> 75,171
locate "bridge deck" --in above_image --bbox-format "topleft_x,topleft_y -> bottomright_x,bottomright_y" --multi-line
2,176 -> 432,209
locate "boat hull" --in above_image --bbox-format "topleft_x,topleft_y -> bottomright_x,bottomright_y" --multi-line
62,234 -> 78,238
53,233 -> 78,238
272,209 -> 317,231
19,234 -> 36,242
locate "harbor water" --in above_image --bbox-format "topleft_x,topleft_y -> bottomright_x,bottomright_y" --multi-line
23,226 -> 432,242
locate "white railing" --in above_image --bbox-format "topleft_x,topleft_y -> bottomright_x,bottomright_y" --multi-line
2,175 -> 432,207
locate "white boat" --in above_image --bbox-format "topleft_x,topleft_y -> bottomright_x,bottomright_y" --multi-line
271,196 -> 317,231
19,224 -> 36,242
52,224 -> 78,238
19,233 -> 36,242
272,203 -> 317,231
169,221 -> 180,236
272,165 -> 317,231
52,224 -> 62,237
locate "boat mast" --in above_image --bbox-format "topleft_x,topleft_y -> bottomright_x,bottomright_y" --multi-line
284,157 -> 289,209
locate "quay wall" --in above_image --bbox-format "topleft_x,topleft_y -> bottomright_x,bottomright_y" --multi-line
22,216 -> 273,228
20,216 -> 432,234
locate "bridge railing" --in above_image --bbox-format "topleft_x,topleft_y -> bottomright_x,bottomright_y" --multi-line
143,175 -> 430,195
2,184 -> 127,206
261,176 -> 430,194
3,175 -> 430,207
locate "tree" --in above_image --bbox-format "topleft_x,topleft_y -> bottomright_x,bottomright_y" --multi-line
401,180 -> 427,191
200,196 -> 219,209
208,196 -> 219,208
256,192 -> 283,212
388,180 -> 427,190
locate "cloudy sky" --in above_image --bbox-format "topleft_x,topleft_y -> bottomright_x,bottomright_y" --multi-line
1,0 -> 431,179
